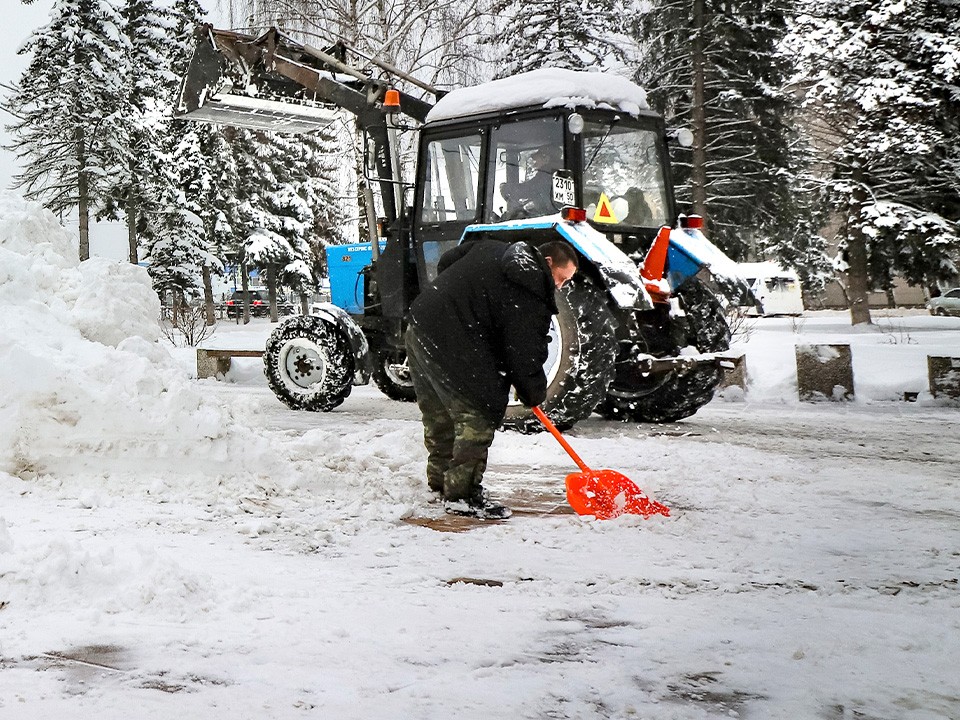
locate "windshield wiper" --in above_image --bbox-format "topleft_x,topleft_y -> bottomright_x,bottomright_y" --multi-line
584,115 -> 621,171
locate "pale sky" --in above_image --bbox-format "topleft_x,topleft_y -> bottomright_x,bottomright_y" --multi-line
3,0 -> 56,192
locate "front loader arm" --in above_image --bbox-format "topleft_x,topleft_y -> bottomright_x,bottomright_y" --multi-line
176,26 -> 433,123
175,25 -> 433,225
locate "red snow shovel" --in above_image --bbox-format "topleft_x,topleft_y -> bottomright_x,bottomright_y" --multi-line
532,407 -> 670,520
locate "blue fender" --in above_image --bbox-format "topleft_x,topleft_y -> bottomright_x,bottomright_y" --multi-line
460,218 -> 655,310
460,217 -> 751,307
667,226 -> 752,304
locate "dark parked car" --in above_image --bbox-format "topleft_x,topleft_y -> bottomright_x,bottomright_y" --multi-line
225,290 -> 293,319
926,288 -> 960,317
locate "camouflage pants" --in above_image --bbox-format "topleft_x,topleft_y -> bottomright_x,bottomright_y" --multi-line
405,327 -> 496,502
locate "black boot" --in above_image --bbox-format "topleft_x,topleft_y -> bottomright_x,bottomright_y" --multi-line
444,489 -> 512,519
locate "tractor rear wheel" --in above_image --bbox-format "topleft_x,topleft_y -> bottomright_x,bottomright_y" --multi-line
599,279 -> 730,423
264,315 -> 354,411
502,280 -> 617,433
372,347 -> 417,402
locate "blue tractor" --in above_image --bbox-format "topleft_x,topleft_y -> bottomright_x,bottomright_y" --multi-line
177,27 -> 746,429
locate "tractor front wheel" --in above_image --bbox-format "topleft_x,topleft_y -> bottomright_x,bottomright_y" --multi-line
264,315 -> 355,411
599,279 -> 731,423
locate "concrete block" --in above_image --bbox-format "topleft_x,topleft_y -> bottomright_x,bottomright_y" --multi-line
795,343 -> 854,401
717,353 -> 748,391
196,349 -> 231,379
928,356 -> 960,399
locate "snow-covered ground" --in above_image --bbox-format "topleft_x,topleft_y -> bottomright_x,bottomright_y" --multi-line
2,193 -> 959,719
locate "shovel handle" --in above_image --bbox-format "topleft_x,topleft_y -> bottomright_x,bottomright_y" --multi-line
532,406 -> 591,473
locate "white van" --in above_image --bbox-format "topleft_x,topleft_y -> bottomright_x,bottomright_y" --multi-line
738,262 -> 805,316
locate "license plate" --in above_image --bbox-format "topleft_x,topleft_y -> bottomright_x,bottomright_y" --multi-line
552,174 -> 576,206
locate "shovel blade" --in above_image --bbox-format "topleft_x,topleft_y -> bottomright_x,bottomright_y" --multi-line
565,469 -> 670,520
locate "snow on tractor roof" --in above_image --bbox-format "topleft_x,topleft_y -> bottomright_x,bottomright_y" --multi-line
426,68 -> 650,123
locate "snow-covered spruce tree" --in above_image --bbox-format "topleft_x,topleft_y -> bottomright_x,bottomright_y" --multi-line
634,0 -> 824,273
144,213 -> 208,318
232,129 -> 316,322
144,0 -> 221,318
152,0 -> 240,325
3,0 -> 129,261
789,0 -> 960,325
97,0 -> 180,265
161,122 -> 238,324
487,0 -> 627,77
133,0 -> 244,326
259,132 -> 320,313
243,225 -> 300,322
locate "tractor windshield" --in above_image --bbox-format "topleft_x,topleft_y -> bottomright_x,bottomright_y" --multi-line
487,116 -> 565,221
582,120 -> 669,228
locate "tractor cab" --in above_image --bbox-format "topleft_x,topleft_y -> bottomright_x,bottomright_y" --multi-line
411,99 -> 677,285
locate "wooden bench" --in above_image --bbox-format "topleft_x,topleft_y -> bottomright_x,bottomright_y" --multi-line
196,348 -> 264,379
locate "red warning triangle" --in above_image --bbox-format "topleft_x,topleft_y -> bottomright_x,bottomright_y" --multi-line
593,193 -> 618,224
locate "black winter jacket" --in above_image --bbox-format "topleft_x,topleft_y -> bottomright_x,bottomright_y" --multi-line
408,239 -> 558,423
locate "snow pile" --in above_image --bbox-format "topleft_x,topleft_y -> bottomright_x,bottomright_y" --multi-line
0,193 -> 159,345
1,532 -> 221,618
427,68 -> 649,122
0,193 -> 267,481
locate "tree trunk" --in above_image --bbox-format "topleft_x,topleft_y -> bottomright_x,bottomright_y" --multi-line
241,263 -> 251,325
202,264 -> 216,326
73,125 -> 92,261
267,264 -> 279,323
300,292 -> 309,316
125,198 -> 138,264
78,185 -> 90,261
125,153 -> 140,264
172,289 -> 186,325
846,178 -> 873,326
689,0 -> 709,227
77,130 -> 91,261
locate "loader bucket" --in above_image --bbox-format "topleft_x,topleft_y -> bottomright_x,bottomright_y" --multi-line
174,29 -> 339,134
